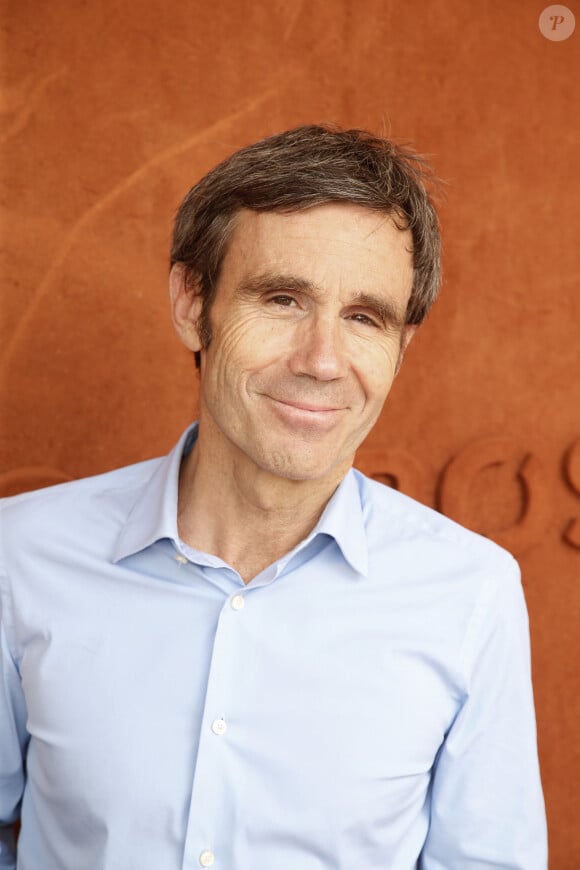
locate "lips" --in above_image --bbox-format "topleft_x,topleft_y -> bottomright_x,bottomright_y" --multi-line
264,395 -> 347,433
272,398 -> 343,413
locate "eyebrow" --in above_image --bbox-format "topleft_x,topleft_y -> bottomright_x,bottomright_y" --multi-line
236,272 -> 313,299
350,292 -> 407,329
236,271 -> 408,329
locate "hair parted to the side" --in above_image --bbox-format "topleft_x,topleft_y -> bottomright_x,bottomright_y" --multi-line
170,124 -> 442,367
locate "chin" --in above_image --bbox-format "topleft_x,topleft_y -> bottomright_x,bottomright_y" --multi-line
258,448 -> 350,483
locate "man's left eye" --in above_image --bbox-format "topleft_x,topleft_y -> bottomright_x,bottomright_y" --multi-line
350,313 -> 379,327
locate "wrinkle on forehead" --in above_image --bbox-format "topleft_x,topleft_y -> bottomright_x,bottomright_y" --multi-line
360,209 -> 406,241
218,203 -> 414,313
233,204 -> 410,245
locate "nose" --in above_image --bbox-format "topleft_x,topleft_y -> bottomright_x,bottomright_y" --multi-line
288,313 -> 347,381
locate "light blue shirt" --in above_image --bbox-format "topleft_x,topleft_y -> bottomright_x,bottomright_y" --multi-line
0,425 -> 547,869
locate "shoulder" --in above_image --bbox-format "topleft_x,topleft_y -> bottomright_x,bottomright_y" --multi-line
0,457 -> 161,548
351,471 -> 526,681
352,468 -> 519,579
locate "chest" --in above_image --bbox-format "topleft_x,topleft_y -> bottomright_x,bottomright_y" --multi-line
21,578 -> 457,801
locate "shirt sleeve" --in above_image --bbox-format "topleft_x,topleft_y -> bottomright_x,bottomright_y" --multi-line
0,572 -> 27,870
419,555 -> 548,870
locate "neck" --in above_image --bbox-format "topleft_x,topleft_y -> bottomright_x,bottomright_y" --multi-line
177,425 -> 350,584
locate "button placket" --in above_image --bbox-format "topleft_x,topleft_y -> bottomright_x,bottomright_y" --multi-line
183,591 -> 248,867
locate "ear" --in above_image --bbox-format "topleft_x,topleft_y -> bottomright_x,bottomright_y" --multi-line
169,263 -> 203,353
395,325 -> 417,375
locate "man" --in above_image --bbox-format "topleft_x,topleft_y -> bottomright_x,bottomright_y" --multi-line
0,125 -> 546,868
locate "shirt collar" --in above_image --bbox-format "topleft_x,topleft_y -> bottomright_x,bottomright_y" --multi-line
112,424 -> 197,563
113,423 -> 368,578
309,469 -> 368,577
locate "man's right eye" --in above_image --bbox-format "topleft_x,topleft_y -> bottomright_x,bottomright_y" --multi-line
268,294 -> 296,307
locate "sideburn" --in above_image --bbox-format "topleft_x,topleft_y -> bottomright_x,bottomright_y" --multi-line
197,298 -> 213,350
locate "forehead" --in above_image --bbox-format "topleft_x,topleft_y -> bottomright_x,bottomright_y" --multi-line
220,203 -> 414,293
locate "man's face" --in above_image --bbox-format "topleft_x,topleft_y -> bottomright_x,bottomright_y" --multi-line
178,203 -> 415,485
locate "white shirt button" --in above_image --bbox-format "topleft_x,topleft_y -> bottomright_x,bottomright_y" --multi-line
174,554 -> 188,565
231,594 -> 245,610
211,718 -> 227,736
199,850 -> 215,867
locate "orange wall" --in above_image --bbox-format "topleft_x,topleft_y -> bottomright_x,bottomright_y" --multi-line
1,1 -> 578,865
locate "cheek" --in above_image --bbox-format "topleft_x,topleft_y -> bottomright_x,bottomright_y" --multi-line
355,341 -> 401,402
207,315 -> 286,386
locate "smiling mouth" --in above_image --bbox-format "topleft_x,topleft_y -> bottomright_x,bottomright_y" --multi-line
265,396 -> 347,431
270,397 -> 344,413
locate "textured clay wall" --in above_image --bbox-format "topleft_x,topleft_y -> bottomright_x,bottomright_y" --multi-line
1,1 -> 578,865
